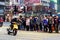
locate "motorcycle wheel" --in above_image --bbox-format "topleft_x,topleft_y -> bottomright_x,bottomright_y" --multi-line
8,31 -> 10,35
13,29 -> 17,36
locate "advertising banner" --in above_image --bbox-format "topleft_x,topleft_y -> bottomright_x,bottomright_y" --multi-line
24,0 -> 41,6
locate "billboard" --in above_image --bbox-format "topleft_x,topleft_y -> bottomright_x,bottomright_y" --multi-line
24,0 -> 41,6
50,0 -> 57,3
50,0 -> 57,9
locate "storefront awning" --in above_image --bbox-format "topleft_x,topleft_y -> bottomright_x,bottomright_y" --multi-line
0,2 -> 5,5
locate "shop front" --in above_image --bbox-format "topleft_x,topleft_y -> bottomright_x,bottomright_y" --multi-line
24,0 -> 42,16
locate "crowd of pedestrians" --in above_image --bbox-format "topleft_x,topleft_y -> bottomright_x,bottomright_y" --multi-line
10,15 -> 60,33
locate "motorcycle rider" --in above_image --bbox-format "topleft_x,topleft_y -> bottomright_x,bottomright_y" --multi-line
13,22 -> 18,30
7,18 -> 18,36
10,18 -> 18,30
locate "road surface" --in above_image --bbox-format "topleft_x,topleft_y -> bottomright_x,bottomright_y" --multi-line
0,22 -> 60,40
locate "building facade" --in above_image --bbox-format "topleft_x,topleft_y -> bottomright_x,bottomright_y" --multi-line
41,0 -> 50,7
50,0 -> 57,11
57,0 -> 60,12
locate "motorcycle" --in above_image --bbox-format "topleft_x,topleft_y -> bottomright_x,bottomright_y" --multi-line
7,22 -> 18,36
7,28 -> 17,36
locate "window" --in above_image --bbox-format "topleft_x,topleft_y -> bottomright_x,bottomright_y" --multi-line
27,6 -> 32,11
6,0 -> 9,2
0,0 -> 5,2
0,5 -> 4,9
0,0 -> 9,2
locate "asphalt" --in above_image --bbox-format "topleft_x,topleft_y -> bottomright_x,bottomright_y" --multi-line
0,22 -> 60,40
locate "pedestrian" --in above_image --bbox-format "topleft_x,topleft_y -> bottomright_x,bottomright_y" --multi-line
17,16 -> 23,30
22,17 -> 26,30
58,17 -> 60,30
43,16 -> 48,32
39,16 -> 43,31
48,16 -> 53,33
0,17 -> 3,27
33,17 -> 37,31
30,16 -> 34,31
36,17 -> 40,31
26,17 -> 30,31
54,16 -> 59,33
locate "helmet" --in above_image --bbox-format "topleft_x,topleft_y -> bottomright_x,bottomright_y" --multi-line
12,22 -> 17,24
